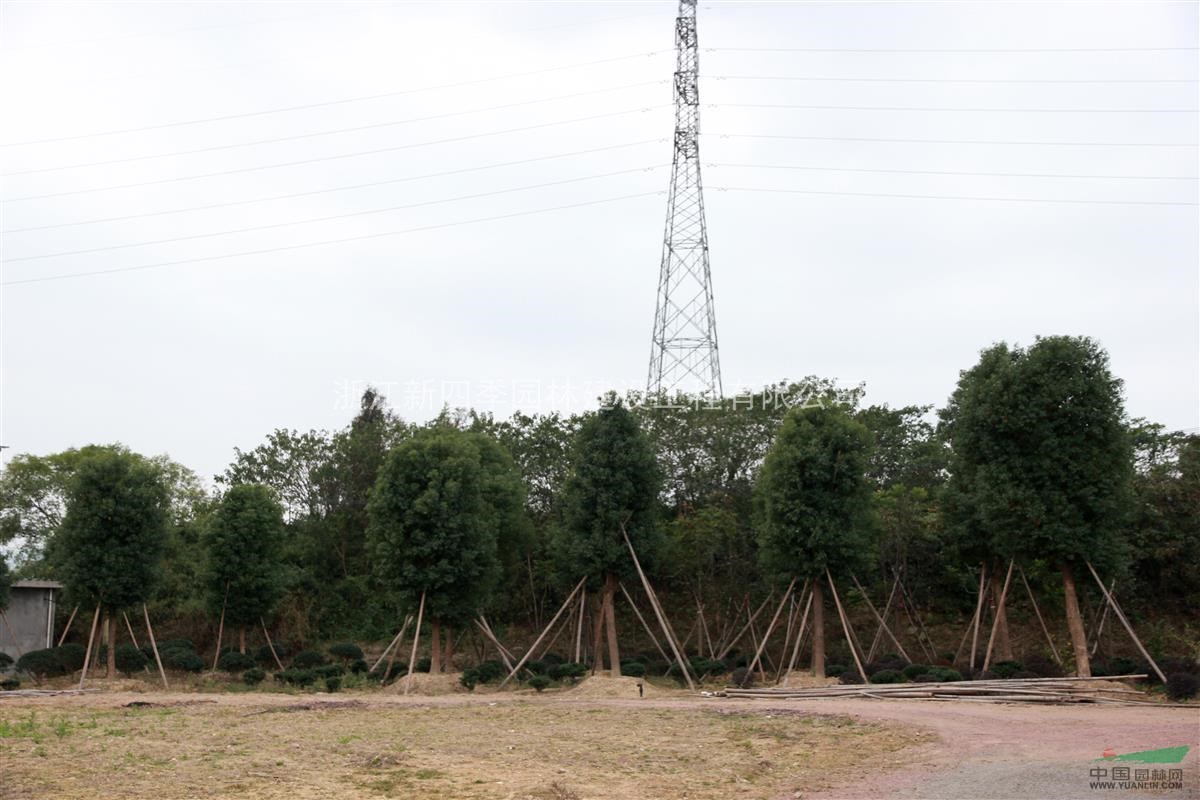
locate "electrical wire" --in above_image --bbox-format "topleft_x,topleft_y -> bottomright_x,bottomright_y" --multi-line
707,163 -> 1198,181
709,74 -> 1200,84
3,140 -> 664,234
4,80 -> 669,176
711,102 -> 1199,113
4,165 -> 666,262
0,51 -> 671,147
1,191 -> 664,287
709,185 -> 1197,206
2,106 -> 670,203
705,46 -> 1199,53
705,132 -> 1198,147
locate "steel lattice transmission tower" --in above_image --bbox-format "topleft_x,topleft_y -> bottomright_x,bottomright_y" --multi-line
647,0 -> 722,399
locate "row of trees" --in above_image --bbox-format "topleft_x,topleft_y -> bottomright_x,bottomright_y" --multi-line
0,336 -> 1196,678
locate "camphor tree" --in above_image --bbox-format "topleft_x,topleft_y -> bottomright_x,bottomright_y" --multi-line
54,450 -> 168,677
941,336 -> 1132,677
754,404 -> 874,679
203,484 -> 286,654
554,400 -> 661,676
367,428 -> 522,673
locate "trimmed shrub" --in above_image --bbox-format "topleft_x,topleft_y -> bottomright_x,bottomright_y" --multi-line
254,645 -> 279,668
913,673 -> 939,682
621,661 -> 646,678
688,657 -> 727,677
314,664 -> 345,679
730,667 -> 755,688
870,669 -> 904,684
0,652 -> 13,669
0,677 -> 19,691
16,648 -> 67,679
415,657 -> 431,673
158,639 -> 195,653
474,660 -> 506,684
1165,672 -> 1199,701
324,676 -> 342,693
825,664 -> 847,678
1012,670 -> 1039,679
991,660 -> 1023,679
277,668 -> 317,687
55,643 -> 87,673
525,660 -> 549,676
243,668 -> 266,686
902,664 -> 930,681
329,642 -> 364,662
838,670 -> 864,685
1023,655 -> 1064,678
115,644 -> 148,677
929,667 -> 963,682
548,662 -> 587,682
162,649 -> 205,673
1107,656 -> 1139,676
527,675 -> 551,692
291,650 -> 327,669
218,652 -> 257,674
350,659 -> 369,675
541,652 -> 565,666
460,669 -> 480,690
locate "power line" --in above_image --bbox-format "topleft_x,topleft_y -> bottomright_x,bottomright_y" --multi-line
3,141 -> 663,234
4,80 -> 668,176
3,106 -> 669,203
709,74 -> 1200,84
1,191 -> 664,287
710,185 -> 1197,206
706,132 -> 1199,147
708,163 -> 1198,181
705,46 -> 1199,53
4,166 -> 665,263
0,50 -> 670,147
712,102 -> 1199,113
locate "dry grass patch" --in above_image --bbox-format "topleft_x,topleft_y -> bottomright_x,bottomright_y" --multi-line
0,695 -> 927,799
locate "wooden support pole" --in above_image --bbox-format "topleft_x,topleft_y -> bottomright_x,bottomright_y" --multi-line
260,617 -> 286,672
143,604 -> 169,689
403,591 -> 427,695
498,578 -> 586,688
982,559 -> 1015,673
867,575 -> 901,663
574,592 -> 586,663
371,617 -> 411,674
211,583 -> 229,671
622,526 -> 695,690
619,582 -> 670,665
968,564 -> 988,671
473,619 -> 515,672
851,574 -> 911,663
122,611 -> 141,650
57,605 -> 79,647
1019,566 -> 1063,666
1089,580 -> 1116,656
716,593 -> 774,661
696,593 -> 715,659
897,575 -> 938,663
1085,562 -> 1167,684
742,578 -> 796,686
780,587 -> 814,685
78,605 -> 101,690
826,571 -> 868,682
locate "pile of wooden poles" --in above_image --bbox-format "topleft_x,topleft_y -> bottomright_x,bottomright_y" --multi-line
723,674 -> 1162,706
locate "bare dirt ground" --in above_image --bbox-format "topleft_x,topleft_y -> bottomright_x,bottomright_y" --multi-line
0,682 -> 1196,800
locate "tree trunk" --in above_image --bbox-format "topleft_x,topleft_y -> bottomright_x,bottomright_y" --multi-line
1062,564 -> 1091,677
604,573 -> 620,677
239,627 -> 246,654
430,619 -> 442,674
989,570 -> 1014,662
811,581 -> 825,679
443,626 -> 454,672
106,613 -> 117,677
590,594 -> 605,674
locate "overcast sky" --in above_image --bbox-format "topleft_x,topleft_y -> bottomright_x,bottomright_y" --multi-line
1,0 -> 1196,483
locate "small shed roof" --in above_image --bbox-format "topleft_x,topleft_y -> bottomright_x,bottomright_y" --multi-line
11,580 -> 63,590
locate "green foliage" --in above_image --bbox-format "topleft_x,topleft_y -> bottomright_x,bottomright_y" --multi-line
941,337 -> 1133,573
825,664 -> 846,678
54,450 -> 168,612
527,674 -> 551,692
291,650 -> 327,669
0,652 -> 12,669
243,667 -> 266,686
114,644 -> 148,677
525,660 -> 548,676
755,405 -> 874,581
620,661 -> 646,678
901,664 -> 930,680
869,669 -> 903,684
554,402 -> 661,586
324,676 -> 342,692
991,660 -> 1024,679
277,668 -> 317,687
0,678 -> 19,691
16,649 -> 67,679
328,642 -> 364,662
927,667 -> 962,682
55,644 -> 86,673
1165,673 -> 1198,701
368,429 -> 514,625
217,652 -> 257,674
204,484 -> 285,628
350,658 -> 369,675
161,648 -> 204,673
0,553 -> 10,611
548,662 -> 587,682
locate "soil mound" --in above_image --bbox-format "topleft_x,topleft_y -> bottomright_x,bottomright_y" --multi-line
565,674 -> 671,699
385,672 -> 465,695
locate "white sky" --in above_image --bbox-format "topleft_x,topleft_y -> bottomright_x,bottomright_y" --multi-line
1,0 -> 1197,483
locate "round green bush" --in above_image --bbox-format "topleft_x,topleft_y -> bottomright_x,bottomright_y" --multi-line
324,676 -> 341,693
548,662 -> 587,682
55,643 -> 87,673
415,657 -> 431,673
218,651 -> 257,674
869,669 -> 903,684
928,667 -> 963,682
621,661 -> 646,678
730,667 -> 755,688
0,677 -> 20,691
527,675 -> 551,692
243,668 -> 266,686
991,660 -> 1024,679
474,660 -> 506,684
460,669 -> 480,690
1165,672 -> 1199,701
350,659 -> 369,675
158,639 -> 195,654
115,643 -> 148,677
254,645 -> 278,668
291,650 -> 327,669
838,670 -> 864,685
902,664 -> 930,681
329,642 -> 364,662
162,649 -> 205,673
525,660 -> 549,675
16,648 -> 67,679
825,664 -> 847,678
0,652 -> 13,669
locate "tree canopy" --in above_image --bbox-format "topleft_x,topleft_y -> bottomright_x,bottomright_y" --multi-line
203,484 -> 286,636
